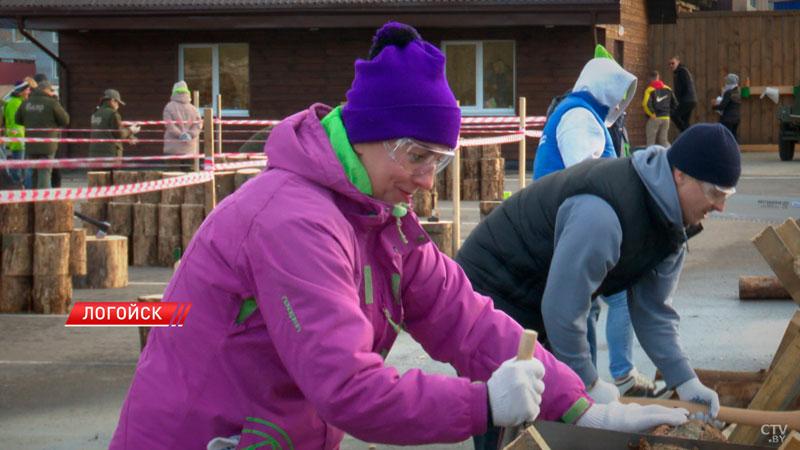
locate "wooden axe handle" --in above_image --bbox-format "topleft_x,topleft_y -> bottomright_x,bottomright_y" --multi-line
620,397 -> 800,430
498,330 -> 540,449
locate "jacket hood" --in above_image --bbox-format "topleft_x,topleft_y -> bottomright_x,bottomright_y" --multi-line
573,58 -> 637,127
649,80 -> 665,90
631,146 -> 683,227
264,103 -> 382,213
170,92 -> 191,104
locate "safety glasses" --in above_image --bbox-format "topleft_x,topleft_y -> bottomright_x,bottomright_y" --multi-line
700,180 -> 735,206
383,138 -> 455,175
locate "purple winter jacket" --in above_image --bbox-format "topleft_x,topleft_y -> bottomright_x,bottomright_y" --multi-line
110,104 -> 589,449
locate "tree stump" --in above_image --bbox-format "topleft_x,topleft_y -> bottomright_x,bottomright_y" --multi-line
108,202 -> 133,237
481,144 -> 502,159
160,172 -> 186,204
248,154 -> 268,162
87,171 -> 112,188
33,233 -> 70,275
461,146 -> 481,160
33,275 -> 71,314
421,221 -> 454,258
215,171 -> 236,204
138,294 -> 163,351
133,203 -> 158,237
184,182 -> 205,205
137,170 -> 163,204
461,178 -> 480,201
481,158 -> 505,201
0,203 -> 33,233
132,235 -> 158,267
34,200 -> 73,233
69,229 -> 87,276
112,170 -> 140,203
234,168 -> 261,190
158,204 -> 181,237
79,201 -> 107,236
435,167 -> 449,201
181,204 -> 205,250
2,233 -> 33,276
158,235 -> 182,267
0,276 -> 32,313
461,159 -> 480,179
84,235 -> 128,288
213,154 -> 229,164
412,190 -> 433,218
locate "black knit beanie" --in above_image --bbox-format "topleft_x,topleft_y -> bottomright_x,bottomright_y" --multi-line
667,123 -> 741,187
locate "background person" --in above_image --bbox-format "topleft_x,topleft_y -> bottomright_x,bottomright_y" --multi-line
163,80 -> 202,169
89,89 -> 139,157
1,80 -> 33,187
14,80 -> 69,189
110,22 -> 686,450
457,123 -> 739,429
668,56 -> 697,133
711,73 -> 742,141
642,70 -> 677,147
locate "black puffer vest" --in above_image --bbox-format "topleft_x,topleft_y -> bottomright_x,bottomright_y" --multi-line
455,157 -> 693,338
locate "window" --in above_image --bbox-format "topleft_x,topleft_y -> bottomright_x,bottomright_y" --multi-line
179,43 -> 249,116
442,40 -> 515,115
53,32 -> 58,43
13,29 -> 27,42
51,60 -> 59,81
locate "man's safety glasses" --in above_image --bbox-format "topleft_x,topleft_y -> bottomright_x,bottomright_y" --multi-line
700,180 -> 735,206
383,138 -> 455,175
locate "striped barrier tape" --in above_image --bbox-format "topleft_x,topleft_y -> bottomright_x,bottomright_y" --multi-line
122,120 -> 202,126
0,137 -> 190,144
0,171 -> 214,204
213,119 -> 281,126
213,160 -> 268,171
459,134 -> 525,147
0,154 -> 202,169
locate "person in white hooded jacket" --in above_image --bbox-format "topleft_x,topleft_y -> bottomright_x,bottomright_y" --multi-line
162,81 -> 202,157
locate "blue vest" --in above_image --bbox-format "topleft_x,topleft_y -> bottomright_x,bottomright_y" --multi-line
533,91 -> 617,180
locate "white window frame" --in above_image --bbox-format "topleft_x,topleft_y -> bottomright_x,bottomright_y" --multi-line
13,29 -> 27,42
178,43 -> 249,117
52,32 -> 58,43
51,59 -> 59,81
441,40 -> 516,116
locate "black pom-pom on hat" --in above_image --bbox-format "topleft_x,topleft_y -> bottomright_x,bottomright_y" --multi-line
368,22 -> 422,60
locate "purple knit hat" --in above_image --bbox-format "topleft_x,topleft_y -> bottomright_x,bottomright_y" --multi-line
342,22 -> 461,149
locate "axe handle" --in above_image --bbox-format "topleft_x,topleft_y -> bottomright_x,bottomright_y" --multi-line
74,211 -> 110,232
619,397 -> 800,430
498,330 -> 539,449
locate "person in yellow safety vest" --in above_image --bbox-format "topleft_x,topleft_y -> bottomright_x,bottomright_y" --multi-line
2,79 -> 34,187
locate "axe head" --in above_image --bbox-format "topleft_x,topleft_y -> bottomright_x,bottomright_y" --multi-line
95,221 -> 110,239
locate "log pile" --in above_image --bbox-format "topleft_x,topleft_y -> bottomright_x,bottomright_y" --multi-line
0,200 -> 87,313
437,144 -> 505,202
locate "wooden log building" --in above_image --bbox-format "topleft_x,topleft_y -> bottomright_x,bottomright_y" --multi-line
0,0 -> 679,160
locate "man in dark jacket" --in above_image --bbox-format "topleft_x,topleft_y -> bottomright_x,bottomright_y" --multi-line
15,80 -> 70,188
89,89 -> 138,157
668,56 -> 697,133
456,123 -> 741,420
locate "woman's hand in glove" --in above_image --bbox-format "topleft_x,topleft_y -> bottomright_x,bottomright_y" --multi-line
576,401 -> 688,433
487,356 -> 546,427
676,377 -> 720,418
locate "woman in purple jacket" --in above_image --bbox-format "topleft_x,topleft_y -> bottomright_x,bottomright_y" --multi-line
110,23 -> 686,449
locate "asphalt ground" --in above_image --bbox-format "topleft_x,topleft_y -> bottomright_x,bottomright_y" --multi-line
0,151 -> 798,449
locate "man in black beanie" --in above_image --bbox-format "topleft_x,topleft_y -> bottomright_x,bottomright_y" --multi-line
457,123 -> 740,425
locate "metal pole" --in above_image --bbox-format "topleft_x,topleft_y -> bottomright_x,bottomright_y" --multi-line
216,94 -> 223,155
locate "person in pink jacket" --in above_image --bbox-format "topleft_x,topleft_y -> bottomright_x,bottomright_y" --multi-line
162,80 -> 202,159
111,23 -> 687,450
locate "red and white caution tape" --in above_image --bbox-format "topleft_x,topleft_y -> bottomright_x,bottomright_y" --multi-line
214,119 -> 280,126
0,171 -> 214,204
0,154 -> 202,169
122,120 -> 202,126
458,134 -> 525,147
460,115 -> 546,124
524,130 -> 543,138
213,160 -> 268,171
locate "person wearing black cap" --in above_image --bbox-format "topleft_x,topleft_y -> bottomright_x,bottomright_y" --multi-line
457,123 -> 740,426
89,89 -> 139,157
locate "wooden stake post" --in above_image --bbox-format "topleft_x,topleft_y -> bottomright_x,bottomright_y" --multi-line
216,94 -> 223,155
518,96 -> 527,191
451,144 -> 460,253
203,108 -> 217,216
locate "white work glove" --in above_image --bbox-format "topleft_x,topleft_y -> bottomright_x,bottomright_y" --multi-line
676,377 -> 720,418
128,124 -> 141,135
586,378 -> 620,404
487,356 -> 546,427
179,132 -> 191,141
576,401 -> 688,433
